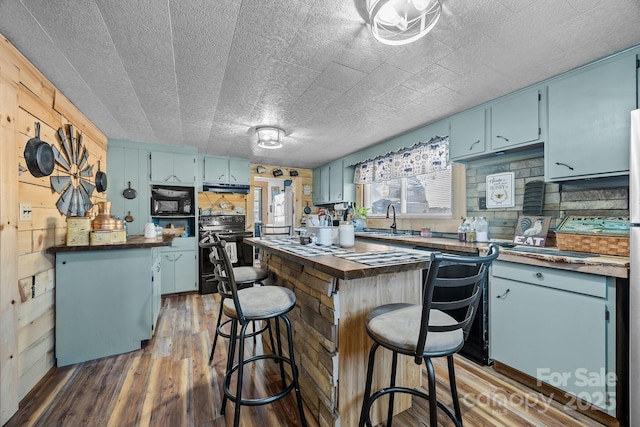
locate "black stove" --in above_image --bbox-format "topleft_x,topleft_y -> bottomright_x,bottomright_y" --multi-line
198,215 -> 254,294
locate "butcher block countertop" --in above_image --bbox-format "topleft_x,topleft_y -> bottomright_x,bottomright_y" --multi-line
354,233 -> 630,279
48,235 -> 174,253
246,237 -> 430,279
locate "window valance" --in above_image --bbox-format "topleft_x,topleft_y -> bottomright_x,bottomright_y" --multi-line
353,136 -> 449,184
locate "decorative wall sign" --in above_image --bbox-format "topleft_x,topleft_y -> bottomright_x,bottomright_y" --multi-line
486,172 -> 515,208
303,184 -> 312,195
50,125 -> 95,216
514,215 -> 551,247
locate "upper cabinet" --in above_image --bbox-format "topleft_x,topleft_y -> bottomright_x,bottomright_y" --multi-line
203,156 -> 250,185
450,107 -> 487,161
150,151 -> 196,184
312,160 -> 355,205
491,86 -> 544,151
546,49 -> 638,181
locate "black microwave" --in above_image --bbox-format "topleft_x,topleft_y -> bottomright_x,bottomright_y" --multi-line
151,185 -> 194,216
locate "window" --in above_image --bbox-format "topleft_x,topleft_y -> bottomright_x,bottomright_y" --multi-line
364,167 -> 452,217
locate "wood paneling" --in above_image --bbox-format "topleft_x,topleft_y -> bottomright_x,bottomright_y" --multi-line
0,33 -> 107,423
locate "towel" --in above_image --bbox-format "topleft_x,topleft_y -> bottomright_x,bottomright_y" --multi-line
225,242 -> 238,264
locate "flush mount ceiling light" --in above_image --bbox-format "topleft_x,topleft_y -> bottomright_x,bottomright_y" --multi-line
256,126 -> 285,149
368,0 -> 442,46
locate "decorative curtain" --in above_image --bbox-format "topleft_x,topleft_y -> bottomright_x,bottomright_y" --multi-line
353,136 -> 449,184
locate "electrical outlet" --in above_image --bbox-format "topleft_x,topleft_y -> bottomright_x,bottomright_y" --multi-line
19,203 -> 32,221
479,197 -> 487,210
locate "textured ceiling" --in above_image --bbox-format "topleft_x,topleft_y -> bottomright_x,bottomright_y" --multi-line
1,0 -> 639,169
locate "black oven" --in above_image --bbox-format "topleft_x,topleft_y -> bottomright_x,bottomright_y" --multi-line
151,185 -> 194,216
199,215 -> 253,294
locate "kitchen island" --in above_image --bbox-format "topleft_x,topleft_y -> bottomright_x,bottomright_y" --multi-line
245,237 -> 431,427
49,235 -> 173,366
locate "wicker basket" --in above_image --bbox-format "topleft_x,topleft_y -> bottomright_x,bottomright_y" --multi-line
555,217 -> 630,257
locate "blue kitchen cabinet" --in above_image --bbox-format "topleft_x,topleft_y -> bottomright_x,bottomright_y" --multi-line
203,156 -> 250,185
490,261 -> 617,416
150,151 -> 196,183
546,49 -> 638,181
151,248 -> 162,332
160,237 -> 197,295
55,248 -> 160,366
491,86 -> 544,151
320,164 -> 330,203
449,107 -> 487,161
107,144 -> 150,235
312,167 -> 322,205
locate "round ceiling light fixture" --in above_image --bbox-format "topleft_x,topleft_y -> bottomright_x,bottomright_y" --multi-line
256,126 -> 285,149
368,0 -> 442,46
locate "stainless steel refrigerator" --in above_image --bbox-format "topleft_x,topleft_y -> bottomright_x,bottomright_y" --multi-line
629,109 -> 640,426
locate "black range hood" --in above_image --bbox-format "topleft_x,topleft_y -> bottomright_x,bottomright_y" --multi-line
203,182 -> 250,194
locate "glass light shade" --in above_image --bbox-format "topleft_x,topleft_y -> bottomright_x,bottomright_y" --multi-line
369,0 -> 442,46
256,126 -> 285,149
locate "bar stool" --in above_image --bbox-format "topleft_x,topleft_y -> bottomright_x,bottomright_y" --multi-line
359,244 -> 499,427
209,239 -> 307,427
199,234 -> 271,363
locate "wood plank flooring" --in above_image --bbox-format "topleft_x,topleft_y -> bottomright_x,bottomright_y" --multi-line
5,293 -> 609,427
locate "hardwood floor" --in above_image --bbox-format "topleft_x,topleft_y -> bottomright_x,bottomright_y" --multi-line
6,293 -> 608,427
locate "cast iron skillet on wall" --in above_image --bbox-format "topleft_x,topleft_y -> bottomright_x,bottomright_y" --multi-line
95,160 -> 107,193
24,122 -> 54,177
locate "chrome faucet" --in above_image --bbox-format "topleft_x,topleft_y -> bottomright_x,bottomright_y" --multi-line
386,204 -> 397,234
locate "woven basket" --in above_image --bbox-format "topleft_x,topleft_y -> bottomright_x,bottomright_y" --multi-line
555,216 -> 630,257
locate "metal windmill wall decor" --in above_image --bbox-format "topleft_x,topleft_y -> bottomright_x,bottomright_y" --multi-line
50,124 -> 95,216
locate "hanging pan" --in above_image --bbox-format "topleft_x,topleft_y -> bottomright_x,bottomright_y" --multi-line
123,181 -> 137,199
24,122 -> 55,177
95,160 -> 107,193
304,202 -> 311,214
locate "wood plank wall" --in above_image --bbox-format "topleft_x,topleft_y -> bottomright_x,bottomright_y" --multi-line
248,164 -> 317,230
0,34 -> 107,424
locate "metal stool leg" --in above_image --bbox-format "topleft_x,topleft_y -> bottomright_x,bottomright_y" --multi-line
448,355 -> 463,425
387,351 -> 398,426
232,322 -> 249,427
209,299 -> 225,362
359,342 -> 379,427
221,318 -> 238,415
274,317 -> 287,388
283,314 -> 307,427
425,358 -> 438,427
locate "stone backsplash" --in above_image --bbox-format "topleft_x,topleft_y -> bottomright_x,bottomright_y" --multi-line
466,156 -> 629,240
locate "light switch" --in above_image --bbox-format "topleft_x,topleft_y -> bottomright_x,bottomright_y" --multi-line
20,203 -> 32,221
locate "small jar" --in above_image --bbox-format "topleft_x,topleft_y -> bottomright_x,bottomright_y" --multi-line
457,220 -> 468,242
338,221 -> 355,248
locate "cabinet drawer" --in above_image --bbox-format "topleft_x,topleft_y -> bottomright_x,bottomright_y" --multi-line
167,236 -> 196,249
492,261 -> 607,298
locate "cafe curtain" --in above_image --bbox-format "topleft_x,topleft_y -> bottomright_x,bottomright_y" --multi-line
353,136 -> 449,184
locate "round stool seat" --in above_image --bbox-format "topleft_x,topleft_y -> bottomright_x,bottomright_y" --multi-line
223,286 -> 296,320
233,266 -> 268,284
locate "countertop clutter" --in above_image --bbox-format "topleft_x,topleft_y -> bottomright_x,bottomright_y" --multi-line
354,232 -> 630,279
48,235 -> 174,253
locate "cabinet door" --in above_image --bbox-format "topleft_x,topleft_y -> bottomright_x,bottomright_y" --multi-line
490,277 -> 608,408
229,158 -> 250,184
312,168 -> 322,205
320,165 -> 330,204
107,146 -> 149,235
547,52 -> 637,180
491,88 -> 541,150
160,252 -> 176,295
173,250 -> 197,293
151,256 -> 161,333
150,151 -> 175,182
329,160 -> 344,202
172,154 -> 196,183
203,156 -> 229,183
450,108 -> 486,160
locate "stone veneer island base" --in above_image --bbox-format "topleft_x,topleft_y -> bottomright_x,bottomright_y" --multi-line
247,238 -> 429,427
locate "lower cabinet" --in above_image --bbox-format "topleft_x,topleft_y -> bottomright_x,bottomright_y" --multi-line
490,261 -> 617,416
55,248 -> 159,366
160,237 -> 197,295
151,248 -> 162,332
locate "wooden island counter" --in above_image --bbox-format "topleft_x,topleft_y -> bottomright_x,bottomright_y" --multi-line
245,237 -> 432,427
